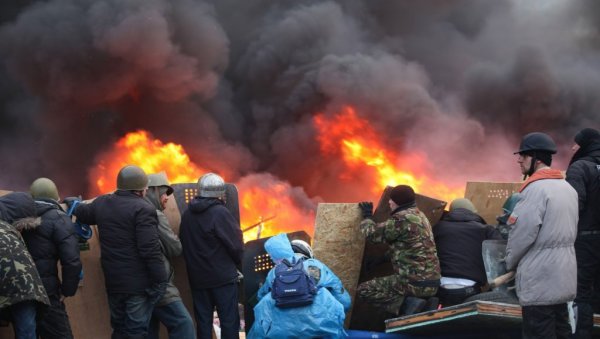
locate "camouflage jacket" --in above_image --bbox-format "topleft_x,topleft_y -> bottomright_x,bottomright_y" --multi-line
360,206 -> 441,282
0,219 -> 49,311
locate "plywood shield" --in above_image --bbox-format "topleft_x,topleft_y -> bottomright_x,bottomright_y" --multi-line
464,182 -> 522,224
312,203 -> 365,326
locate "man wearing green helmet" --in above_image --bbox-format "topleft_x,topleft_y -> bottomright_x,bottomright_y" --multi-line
65,165 -> 167,338
19,178 -> 81,339
144,172 -> 194,339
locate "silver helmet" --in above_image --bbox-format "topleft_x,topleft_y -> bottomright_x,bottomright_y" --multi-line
291,239 -> 314,259
198,173 -> 226,198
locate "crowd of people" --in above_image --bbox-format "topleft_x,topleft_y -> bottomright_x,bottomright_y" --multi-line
354,128 -> 600,339
0,127 -> 599,339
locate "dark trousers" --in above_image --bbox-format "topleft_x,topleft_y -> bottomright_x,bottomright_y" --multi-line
574,235 -> 600,339
37,295 -> 73,339
191,283 -> 239,339
521,304 -> 571,339
436,285 -> 480,307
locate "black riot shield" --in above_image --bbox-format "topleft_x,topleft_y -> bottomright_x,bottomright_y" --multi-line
171,182 -> 240,223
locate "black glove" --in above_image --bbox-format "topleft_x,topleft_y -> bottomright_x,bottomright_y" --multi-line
63,196 -> 82,211
358,201 -> 373,219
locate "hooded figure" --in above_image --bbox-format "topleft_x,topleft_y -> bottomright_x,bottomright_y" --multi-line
144,172 -> 195,339
248,233 -> 348,339
565,128 -> 600,338
0,192 -> 50,338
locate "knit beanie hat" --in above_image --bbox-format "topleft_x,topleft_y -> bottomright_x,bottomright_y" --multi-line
449,198 -> 477,213
389,185 -> 416,206
574,128 -> 600,148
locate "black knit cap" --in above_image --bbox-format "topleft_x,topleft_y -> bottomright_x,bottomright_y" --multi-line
390,185 -> 416,206
574,128 -> 600,148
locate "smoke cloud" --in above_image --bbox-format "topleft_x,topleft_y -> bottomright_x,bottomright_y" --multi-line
0,0 -> 599,204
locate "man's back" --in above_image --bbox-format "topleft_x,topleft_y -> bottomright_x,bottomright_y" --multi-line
180,196 -> 243,289
74,190 -> 165,294
434,208 -> 501,285
22,199 -> 81,298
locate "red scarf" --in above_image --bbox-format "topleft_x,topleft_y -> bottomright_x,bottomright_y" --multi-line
519,168 -> 564,192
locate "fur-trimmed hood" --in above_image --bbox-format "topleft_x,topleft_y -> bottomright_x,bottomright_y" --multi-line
0,192 -> 36,223
13,216 -> 42,232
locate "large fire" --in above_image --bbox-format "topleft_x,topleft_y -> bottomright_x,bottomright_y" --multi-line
313,106 -> 464,203
90,106 -> 463,242
89,130 -> 313,242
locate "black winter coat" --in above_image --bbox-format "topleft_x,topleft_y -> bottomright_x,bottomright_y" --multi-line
74,190 -> 166,294
566,140 -> 600,233
20,199 -> 81,298
180,197 -> 243,289
433,208 -> 502,285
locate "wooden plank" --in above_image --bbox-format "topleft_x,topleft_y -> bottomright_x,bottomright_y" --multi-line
464,182 -> 521,225
312,203 -> 365,326
386,300 -> 600,336
386,301 -> 523,335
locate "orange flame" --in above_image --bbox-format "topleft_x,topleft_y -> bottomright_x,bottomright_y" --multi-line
90,130 -> 314,242
314,106 -> 464,203
237,175 -> 315,242
90,130 -> 207,195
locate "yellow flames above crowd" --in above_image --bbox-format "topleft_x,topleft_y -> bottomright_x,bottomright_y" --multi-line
90,106 -> 463,242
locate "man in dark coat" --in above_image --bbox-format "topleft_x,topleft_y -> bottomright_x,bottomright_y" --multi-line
17,178 -> 82,339
180,173 -> 244,339
68,165 -> 167,339
433,198 -> 502,306
0,192 -> 50,339
565,128 -> 600,339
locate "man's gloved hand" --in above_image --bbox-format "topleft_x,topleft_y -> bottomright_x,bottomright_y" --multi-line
236,270 -> 244,283
358,202 -> 373,219
63,196 -> 82,211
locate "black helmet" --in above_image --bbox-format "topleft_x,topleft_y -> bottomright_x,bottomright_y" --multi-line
514,132 -> 557,155
116,165 -> 148,191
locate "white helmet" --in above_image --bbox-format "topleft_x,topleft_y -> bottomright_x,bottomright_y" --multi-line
198,173 -> 226,198
291,239 -> 313,259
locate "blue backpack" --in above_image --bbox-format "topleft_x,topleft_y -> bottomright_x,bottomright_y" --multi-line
271,257 -> 317,308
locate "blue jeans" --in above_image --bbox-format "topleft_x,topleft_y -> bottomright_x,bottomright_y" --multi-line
148,300 -> 195,339
107,293 -> 155,339
11,301 -> 37,339
192,283 -> 240,339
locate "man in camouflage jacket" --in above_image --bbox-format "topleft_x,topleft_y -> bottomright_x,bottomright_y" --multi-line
358,185 -> 441,316
0,192 -> 50,339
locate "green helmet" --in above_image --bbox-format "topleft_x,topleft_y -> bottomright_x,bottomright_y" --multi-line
449,198 -> 477,213
30,177 -> 59,201
496,193 -> 522,224
116,165 -> 148,191
147,171 -> 174,195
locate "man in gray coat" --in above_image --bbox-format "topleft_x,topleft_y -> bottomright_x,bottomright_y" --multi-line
145,172 -> 194,339
506,132 -> 578,339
